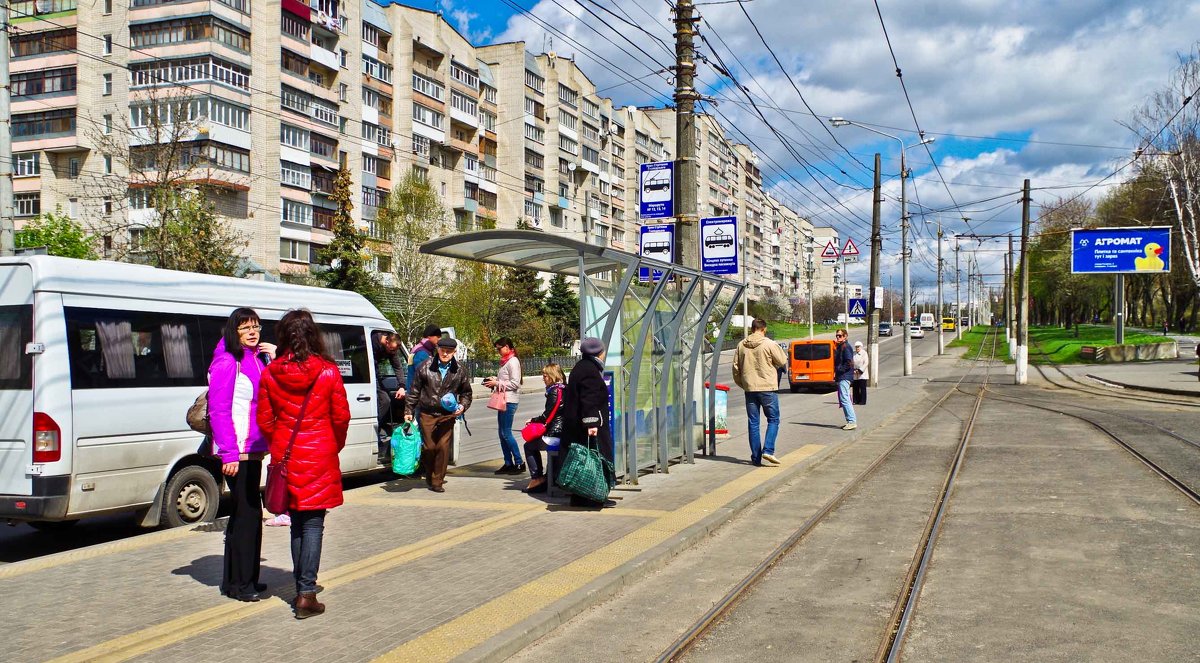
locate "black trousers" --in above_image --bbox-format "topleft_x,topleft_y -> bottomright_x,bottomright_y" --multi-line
852,379 -> 868,405
221,459 -> 263,596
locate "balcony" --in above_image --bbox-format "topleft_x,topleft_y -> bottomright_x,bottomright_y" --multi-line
309,42 -> 340,72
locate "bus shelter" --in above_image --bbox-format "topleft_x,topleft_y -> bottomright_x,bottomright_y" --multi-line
421,230 -> 744,482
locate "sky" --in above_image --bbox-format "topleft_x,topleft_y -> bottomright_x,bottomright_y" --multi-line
389,0 -> 1200,302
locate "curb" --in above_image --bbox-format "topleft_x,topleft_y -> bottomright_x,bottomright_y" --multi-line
1084,374 -> 1200,399
461,436 -> 851,663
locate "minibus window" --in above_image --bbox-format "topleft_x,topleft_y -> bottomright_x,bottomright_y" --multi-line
65,307 -> 207,389
0,305 -> 33,389
321,324 -> 369,384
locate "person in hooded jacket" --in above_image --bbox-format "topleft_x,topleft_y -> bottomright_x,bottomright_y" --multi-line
560,337 -> 615,507
208,307 -> 275,602
732,319 -> 788,466
256,309 -> 350,620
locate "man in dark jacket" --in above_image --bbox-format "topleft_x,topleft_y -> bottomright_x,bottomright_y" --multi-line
834,329 -> 857,430
561,337 -> 615,507
404,336 -> 472,492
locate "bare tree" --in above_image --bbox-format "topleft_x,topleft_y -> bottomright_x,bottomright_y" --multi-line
1126,43 -> 1200,288
89,83 -> 246,270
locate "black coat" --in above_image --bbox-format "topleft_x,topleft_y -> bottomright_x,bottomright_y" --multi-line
562,356 -> 613,465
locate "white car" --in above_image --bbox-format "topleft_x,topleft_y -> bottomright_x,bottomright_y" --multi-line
909,325 -> 925,339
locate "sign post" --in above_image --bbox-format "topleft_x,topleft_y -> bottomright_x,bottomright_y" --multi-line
1071,226 -> 1171,344
841,238 -> 859,328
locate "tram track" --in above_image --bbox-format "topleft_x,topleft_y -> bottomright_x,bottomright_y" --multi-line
658,329 -> 1003,663
1028,338 -> 1199,409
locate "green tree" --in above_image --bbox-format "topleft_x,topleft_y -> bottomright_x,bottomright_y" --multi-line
544,274 -> 580,346
318,167 -> 378,300
374,170 -> 451,340
136,189 -> 243,275
15,208 -> 98,259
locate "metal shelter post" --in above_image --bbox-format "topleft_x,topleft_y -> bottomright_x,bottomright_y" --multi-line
686,280 -> 726,464
623,269 -> 675,482
655,274 -> 703,472
707,283 -> 745,455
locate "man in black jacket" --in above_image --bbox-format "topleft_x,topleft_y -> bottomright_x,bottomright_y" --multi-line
403,337 -> 472,492
561,337 -> 615,507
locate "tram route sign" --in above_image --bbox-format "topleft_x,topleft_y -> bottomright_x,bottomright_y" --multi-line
1071,226 -> 1172,274
700,216 -> 738,275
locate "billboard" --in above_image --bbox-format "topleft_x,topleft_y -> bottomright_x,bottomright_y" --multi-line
1071,227 -> 1172,274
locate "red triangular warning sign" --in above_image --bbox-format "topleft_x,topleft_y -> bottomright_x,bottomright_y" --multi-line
841,238 -> 860,256
821,240 -> 840,259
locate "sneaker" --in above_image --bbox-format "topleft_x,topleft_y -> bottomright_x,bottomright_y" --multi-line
842,423 -> 858,431
265,513 -> 291,527
762,454 -> 781,465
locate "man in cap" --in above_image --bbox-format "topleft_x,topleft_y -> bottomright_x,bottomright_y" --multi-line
404,336 -> 473,492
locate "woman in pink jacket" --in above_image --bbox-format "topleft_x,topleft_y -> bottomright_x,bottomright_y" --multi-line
208,307 -> 275,602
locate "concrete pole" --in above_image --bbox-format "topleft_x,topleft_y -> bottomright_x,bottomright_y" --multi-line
888,274 -> 894,326
0,0 -> 14,257
936,218 -> 944,355
867,153 -> 881,386
1007,235 -> 1016,359
901,148 -> 912,376
967,259 -> 973,329
954,239 -> 962,339
1115,274 -> 1125,344
672,0 -> 700,269
1015,179 -> 1031,385
742,236 -> 749,338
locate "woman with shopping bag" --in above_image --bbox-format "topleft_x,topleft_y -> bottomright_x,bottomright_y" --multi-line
484,337 -> 524,475
558,337 -> 615,508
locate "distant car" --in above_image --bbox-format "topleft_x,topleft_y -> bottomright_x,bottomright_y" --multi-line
878,322 -> 893,336
910,325 -> 925,339
960,317 -> 969,327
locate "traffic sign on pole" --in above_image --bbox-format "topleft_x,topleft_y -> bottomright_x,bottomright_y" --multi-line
821,240 -> 840,260
841,238 -> 860,257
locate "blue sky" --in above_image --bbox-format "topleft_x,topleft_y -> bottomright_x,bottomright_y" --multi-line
379,1 -> 1200,297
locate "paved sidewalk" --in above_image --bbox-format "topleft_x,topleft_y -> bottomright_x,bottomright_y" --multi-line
4,352 -> 958,663
1057,358 -> 1200,397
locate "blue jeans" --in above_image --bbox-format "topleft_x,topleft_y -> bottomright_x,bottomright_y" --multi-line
498,402 -> 522,466
745,391 -> 780,465
837,380 -> 857,423
289,509 -> 326,594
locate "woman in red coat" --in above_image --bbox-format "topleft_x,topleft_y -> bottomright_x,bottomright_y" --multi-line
257,309 -> 350,620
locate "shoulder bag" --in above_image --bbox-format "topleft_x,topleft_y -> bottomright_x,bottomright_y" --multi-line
487,356 -> 516,411
186,391 -> 210,435
264,385 -> 316,515
521,387 -> 562,443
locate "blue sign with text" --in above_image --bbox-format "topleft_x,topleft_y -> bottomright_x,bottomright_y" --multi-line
700,216 -> 739,275
639,224 -> 674,282
639,161 -> 674,219
1071,226 -> 1172,274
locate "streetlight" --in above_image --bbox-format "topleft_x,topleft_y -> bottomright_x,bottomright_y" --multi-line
828,117 -> 933,377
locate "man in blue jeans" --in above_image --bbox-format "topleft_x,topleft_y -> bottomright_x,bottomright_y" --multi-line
732,319 -> 789,466
834,329 -> 857,430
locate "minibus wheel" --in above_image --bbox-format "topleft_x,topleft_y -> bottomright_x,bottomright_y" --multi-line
163,465 -> 220,528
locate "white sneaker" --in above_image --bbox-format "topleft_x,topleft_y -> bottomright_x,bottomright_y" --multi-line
842,423 -> 857,431
761,454 -> 781,465
264,513 -> 291,527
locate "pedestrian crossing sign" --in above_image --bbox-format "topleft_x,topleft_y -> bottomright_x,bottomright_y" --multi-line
848,298 -> 867,317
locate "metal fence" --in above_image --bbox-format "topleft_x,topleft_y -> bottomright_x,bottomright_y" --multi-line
462,355 -> 579,379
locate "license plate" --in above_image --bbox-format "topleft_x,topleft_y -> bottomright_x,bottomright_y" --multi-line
794,375 -> 809,380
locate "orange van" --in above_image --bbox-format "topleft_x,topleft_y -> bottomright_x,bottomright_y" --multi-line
787,339 -> 837,392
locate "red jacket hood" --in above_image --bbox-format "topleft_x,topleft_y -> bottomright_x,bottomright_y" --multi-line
270,354 -> 329,393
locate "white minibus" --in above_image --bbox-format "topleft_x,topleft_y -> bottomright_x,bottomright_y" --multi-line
0,256 -> 402,529
919,312 -> 936,330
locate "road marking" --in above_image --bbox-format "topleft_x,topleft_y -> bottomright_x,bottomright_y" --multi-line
46,507 -> 541,663
346,496 -> 669,519
373,444 -> 826,663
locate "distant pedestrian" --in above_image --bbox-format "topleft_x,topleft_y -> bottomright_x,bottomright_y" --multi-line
372,331 -> 405,464
732,319 -> 788,466
485,337 -> 524,475
1163,322 -> 1170,336
561,337 -> 615,507
852,340 -> 869,406
257,309 -> 350,620
208,307 -> 275,602
834,329 -> 857,430
404,336 -> 473,493
523,363 -> 566,494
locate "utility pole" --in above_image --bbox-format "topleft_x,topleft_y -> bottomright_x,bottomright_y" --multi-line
867,153 -> 881,387
672,0 -> 700,269
1015,179 -> 1031,385
888,274 -> 894,326
1007,235 -> 1015,359
935,218 -> 944,354
900,148 -> 912,376
967,258 -> 974,329
0,0 -> 14,257
806,246 -> 815,340
954,238 -> 962,339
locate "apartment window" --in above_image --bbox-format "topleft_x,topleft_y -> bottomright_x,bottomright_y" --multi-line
13,109 -> 76,138
206,98 -> 250,130
559,158 -> 570,175
361,122 -> 390,146
280,161 -> 312,189
281,85 -> 309,115
583,124 -> 600,142
412,103 -> 443,130
582,98 -> 599,120
450,90 -> 477,117
103,197 -> 114,216
103,73 -> 113,96
103,34 -> 113,55
524,123 -> 544,143
524,199 -> 542,223
311,98 -> 338,126
559,135 -> 578,155
559,182 -> 569,198
361,186 -> 386,208
524,96 -> 544,120
14,153 -> 40,176
129,16 -> 251,52
68,158 -> 80,178
482,84 -> 497,104
280,124 -> 310,150
11,67 -> 77,97
525,69 -> 544,94
362,55 -> 392,84
130,56 -> 251,91
10,28 -> 76,58
104,155 -> 113,174
310,133 -> 336,160
558,84 -> 578,108
104,114 -> 113,135
479,109 -> 496,132
524,149 -> 544,170
279,239 -> 312,263
411,73 -> 444,101
558,110 -> 577,131
412,134 -> 430,157
179,141 -> 250,173
362,155 -> 379,175
282,49 -> 309,77
412,166 -> 428,182
340,49 -> 347,68
15,193 -> 40,217
582,146 -> 599,164
613,143 -> 625,158
450,62 -> 478,89
282,13 -> 309,40
282,199 -> 314,226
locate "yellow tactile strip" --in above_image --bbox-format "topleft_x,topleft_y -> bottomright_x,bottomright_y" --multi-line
373,444 -> 826,663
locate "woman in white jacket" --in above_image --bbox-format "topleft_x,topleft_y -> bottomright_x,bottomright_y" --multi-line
484,337 -> 524,474
852,341 -> 869,406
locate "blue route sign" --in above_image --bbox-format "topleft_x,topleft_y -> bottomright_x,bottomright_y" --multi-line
1071,226 -> 1172,274
639,161 -> 674,219
639,223 -> 674,282
700,216 -> 738,275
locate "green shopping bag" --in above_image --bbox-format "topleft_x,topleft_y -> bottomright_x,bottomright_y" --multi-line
555,436 -> 614,502
390,422 -> 421,475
